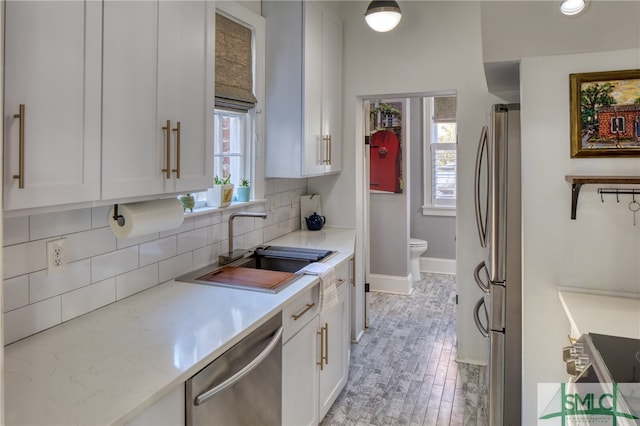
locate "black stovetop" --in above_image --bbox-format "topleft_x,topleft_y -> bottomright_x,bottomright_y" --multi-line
589,333 -> 640,383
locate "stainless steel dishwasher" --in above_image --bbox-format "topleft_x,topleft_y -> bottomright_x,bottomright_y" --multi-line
186,312 -> 283,426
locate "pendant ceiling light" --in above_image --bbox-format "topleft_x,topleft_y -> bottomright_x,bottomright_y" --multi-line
560,0 -> 586,16
365,1 -> 402,32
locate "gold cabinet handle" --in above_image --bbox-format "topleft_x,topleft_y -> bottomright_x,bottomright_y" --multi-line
322,135 -> 331,164
291,303 -> 315,321
350,257 -> 355,286
161,120 -> 171,178
323,322 -> 329,365
172,121 -> 181,178
13,104 -> 25,188
317,327 -> 324,371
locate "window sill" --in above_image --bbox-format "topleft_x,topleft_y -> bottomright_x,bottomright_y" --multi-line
422,205 -> 456,217
183,199 -> 267,218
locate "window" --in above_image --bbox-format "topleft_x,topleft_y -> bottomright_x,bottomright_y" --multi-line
192,4 -> 264,208
213,109 -> 250,188
422,95 -> 457,216
611,116 -> 625,133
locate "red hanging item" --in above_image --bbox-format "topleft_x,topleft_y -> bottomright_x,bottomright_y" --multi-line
370,130 -> 400,193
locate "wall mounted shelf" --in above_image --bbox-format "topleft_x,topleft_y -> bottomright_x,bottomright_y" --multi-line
565,175 -> 640,219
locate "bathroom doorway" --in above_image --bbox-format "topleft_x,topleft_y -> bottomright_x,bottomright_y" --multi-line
358,92 -> 457,301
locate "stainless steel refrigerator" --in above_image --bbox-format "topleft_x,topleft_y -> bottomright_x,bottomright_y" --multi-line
473,104 -> 521,426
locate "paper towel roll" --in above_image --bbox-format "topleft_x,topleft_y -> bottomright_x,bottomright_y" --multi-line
108,198 -> 185,239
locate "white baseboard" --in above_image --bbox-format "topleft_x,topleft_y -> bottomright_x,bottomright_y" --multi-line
370,273 -> 414,295
455,356 -> 487,366
420,257 -> 456,275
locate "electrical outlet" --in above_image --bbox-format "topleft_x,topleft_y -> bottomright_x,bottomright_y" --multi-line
270,198 -> 278,213
47,238 -> 67,274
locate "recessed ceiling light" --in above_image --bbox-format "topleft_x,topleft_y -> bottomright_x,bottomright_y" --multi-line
560,0 -> 586,16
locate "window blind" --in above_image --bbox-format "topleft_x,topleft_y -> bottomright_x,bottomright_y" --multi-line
433,96 -> 457,123
215,13 -> 257,111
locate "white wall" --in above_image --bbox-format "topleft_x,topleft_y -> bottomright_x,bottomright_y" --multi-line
309,1 -> 498,364
520,48 -> 640,425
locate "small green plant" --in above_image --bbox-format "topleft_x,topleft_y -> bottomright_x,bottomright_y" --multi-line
239,178 -> 250,187
214,175 -> 231,185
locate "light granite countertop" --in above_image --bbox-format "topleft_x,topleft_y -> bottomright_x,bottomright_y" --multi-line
4,227 -> 355,426
558,288 -> 640,339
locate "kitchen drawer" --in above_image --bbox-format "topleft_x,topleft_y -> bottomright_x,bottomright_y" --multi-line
282,283 -> 319,344
335,261 -> 349,288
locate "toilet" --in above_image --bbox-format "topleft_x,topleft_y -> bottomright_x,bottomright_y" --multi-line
410,238 -> 428,282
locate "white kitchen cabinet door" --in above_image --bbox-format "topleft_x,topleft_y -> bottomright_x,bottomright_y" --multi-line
102,1 -> 213,200
158,1 -> 213,194
318,276 -> 350,420
264,1 -> 342,178
321,9 -> 343,174
282,315 -> 320,426
3,1 -> 102,210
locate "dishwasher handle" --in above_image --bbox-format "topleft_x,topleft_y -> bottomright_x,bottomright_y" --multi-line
194,326 -> 284,406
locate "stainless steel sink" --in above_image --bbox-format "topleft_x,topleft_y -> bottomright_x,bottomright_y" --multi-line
175,246 -> 335,293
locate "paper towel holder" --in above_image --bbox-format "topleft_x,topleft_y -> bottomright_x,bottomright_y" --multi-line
112,204 -> 126,227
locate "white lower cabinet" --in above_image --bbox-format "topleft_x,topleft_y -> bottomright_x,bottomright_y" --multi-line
283,260 -> 351,425
318,281 -> 350,420
283,314 -> 321,426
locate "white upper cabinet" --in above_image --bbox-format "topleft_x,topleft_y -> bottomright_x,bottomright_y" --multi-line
3,1 -> 102,210
264,1 -> 342,178
102,1 -> 213,200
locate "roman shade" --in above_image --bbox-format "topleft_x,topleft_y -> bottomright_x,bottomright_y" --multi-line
215,13 -> 257,111
433,96 -> 457,123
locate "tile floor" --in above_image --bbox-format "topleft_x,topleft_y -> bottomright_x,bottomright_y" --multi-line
320,273 -> 488,426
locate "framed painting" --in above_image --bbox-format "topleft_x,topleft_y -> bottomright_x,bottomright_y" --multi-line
570,69 -> 640,157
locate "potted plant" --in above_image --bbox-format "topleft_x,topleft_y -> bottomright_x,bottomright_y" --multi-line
206,175 -> 234,207
236,178 -> 250,202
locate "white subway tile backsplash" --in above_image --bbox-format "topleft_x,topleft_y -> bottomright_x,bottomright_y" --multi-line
159,253 -> 192,283
92,246 -> 139,283
3,182 -> 305,343
241,229 -> 264,250
264,179 -> 275,195
177,229 -> 208,254
61,278 -> 116,322
30,208 -> 92,240
193,211 -> 222,229
29,260 -> 91,303
140,236 -> 177,267
160,217 -> 194,237
4,297 -> 61,344
207,223 -> 226,245
4,240 -> 46,279
3,275 -> 29,313
116,264 -> 159,301
91,205 -> 112,229
3,216 -> 29,245
192,244 -> 221,270
273,179 -> 291,193
116,232 -> 159,250
65,227 -> 116,262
